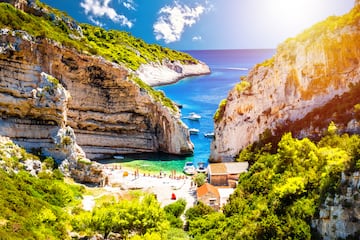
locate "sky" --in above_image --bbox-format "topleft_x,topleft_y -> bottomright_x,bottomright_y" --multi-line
41,0 -> 355,50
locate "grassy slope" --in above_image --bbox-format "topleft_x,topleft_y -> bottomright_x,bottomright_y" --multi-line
0,138 -> 189,239
0,2 -> 197,71
0,138 -> 84,239
0,1 -> 186,112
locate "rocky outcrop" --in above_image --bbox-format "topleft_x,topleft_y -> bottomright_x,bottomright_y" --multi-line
210,5 -> 360,162
0,30 -> 194,162
0,67 -> 104,182
1,0 -> 27,11
136,60 -> 210,86
312,172 -> 360,239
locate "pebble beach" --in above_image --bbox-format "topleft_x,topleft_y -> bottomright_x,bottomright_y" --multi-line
82,164 -> 197,211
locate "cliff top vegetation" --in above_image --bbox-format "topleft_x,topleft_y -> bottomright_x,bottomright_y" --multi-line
186,128 -> 360,239
0,1 -> 197,71
285,5 -> 360,45
0,1 -> 185,113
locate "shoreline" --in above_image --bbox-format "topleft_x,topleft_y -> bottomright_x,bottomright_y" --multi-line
136,61 -> 211,87
100,162 -> 188,178
82,162 -> 197,210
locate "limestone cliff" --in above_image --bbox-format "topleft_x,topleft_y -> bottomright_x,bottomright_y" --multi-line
0,69 -> 104,183
312,172 -> 360,239
0,30 -> 194,161
210,5 -> 360,162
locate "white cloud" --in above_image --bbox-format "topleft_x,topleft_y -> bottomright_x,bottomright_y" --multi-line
80,0 -> 133,28
153,2 -> 205,43
192,35 -> 202,41
122,0 -> 136,10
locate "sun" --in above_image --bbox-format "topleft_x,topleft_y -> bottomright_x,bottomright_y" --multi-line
264,0 -> 324,31
268,0 -> 316,24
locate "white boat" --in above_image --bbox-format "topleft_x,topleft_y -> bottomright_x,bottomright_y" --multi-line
183,162 -> 196,175
204,132 -> 215,138
196,162 -> 208,174
189,128 -> 200,135
186,112 -> 201,121
113,155 -> 124,159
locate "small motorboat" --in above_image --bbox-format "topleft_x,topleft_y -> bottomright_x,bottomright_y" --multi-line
189,128 -> 200,135
186,112 -> 201,121
113,155 -> 124,160
183,162 -> 196,175
196,162 -> 208,174
204,132 -> 215,138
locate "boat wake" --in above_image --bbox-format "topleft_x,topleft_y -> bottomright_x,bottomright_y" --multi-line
224,67 -> 249,71
212,67 -> 249,71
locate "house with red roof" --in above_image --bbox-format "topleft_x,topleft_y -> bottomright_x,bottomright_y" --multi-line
196,183 -> 220,211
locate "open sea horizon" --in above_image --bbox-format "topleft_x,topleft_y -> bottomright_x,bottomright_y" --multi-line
101,49 -> 276,174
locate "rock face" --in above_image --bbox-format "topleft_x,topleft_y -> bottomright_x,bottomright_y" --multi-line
210,5 -> 360,162
0,30 -> 194,161
312,172 -> 360,239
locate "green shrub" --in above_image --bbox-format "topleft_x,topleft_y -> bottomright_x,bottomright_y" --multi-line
61,135 -> 72,146
0,169 -> 83,239
164,199 -> 187,228
42,156 -> 55,170
193,173 -> 207,187
235,80 -> 251,94
164,199 -> 187,218
188,131 -> 359,239
256,56 -> 275,68
73,194 -> 169,238
213,99 -> 227,123
185,201 -> 215,221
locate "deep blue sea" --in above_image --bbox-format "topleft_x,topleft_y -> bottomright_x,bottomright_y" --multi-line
109,49 -> 275,173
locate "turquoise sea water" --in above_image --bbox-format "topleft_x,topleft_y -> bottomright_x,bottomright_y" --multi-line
104,49 -> 275,173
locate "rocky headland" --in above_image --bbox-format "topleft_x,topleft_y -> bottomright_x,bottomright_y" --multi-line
210,4 -> 360,162
0,0 -> 210,182
137,60 -> 210,87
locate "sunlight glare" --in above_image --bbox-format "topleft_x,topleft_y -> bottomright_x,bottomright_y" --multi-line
265,0 -> 324,32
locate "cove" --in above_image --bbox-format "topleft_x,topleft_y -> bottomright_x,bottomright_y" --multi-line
106,49 -> 275,173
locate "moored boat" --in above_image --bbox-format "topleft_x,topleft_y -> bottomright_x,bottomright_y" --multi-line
196,162 -> 208,174
204,132 -> 214,138
189,128 -> 200,135
183,162 -> 196,175
186,112 -> 201,121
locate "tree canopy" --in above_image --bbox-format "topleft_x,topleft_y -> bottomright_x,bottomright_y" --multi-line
186,131 -> 360,239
